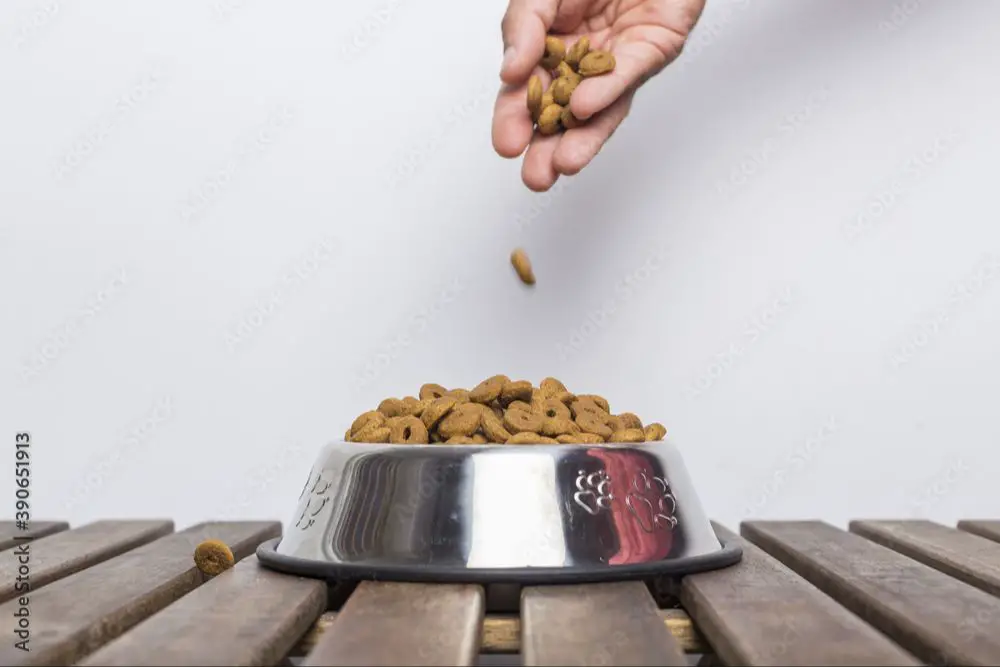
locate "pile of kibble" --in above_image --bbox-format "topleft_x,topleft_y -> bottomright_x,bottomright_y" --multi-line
345,376 -> 666,445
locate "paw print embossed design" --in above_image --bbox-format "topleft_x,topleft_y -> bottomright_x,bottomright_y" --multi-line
573,469 -> 614,516
625,470 -> 678,533
294,468 -> 332,531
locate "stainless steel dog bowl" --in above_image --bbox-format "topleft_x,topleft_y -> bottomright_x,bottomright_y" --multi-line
257,439 -> 741,583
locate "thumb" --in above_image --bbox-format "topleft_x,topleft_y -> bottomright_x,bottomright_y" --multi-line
500,0 -> 559,85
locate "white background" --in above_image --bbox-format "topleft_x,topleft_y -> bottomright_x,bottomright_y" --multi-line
2,0 -> 998,533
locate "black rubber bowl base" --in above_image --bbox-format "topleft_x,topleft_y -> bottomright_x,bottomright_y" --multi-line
256,537 -> 742,585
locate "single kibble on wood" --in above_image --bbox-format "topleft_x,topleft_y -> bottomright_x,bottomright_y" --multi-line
510,248 -> 536,285
193,539 -> 235,576
344,377 -> 669,446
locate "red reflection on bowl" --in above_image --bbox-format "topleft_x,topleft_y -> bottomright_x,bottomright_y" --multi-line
587,448 -> 674,565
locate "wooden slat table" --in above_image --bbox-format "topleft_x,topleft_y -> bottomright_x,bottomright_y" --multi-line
2,517 -> 999,666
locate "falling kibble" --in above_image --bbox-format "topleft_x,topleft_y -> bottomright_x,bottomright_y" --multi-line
194,539 -> 235,576
510,248 -> 535,286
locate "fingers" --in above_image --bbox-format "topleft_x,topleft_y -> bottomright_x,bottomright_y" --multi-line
521,132 -> 561,192
569,41 -> 668,120
520,90 -> 635,191
549,0 -> 591,34
500,0 -> 559,85
493,68 -> 552,159
554,91 -> 635,176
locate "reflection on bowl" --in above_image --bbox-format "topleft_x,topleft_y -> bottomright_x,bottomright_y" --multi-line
258,440 -> 741,584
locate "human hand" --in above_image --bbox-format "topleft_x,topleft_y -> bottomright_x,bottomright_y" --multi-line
492,0 -> 707,191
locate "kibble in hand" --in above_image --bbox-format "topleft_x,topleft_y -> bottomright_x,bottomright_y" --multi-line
526,34 -> 615,137
560,107 -> 583,129
565,36 -> 590,69
550,76 -> 579,106
540,36 -> 566,70
536,104 -> 563,136
578,50 -> 616,77
527,75 -> 544,121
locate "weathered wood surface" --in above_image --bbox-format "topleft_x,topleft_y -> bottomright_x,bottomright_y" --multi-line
79,555 -> 325,666
682,522 -> 918,666
294,608 -> 703,657
959,520 -> 1000,545
743,520 -> 1000,666
3,514 -> 999,666
0,521 -> 69,552
304,582 -> 484,667
851,520 -> 1000,598
0,520 -> 173,604
0,521 -> 280,666
521,581 -> 686,666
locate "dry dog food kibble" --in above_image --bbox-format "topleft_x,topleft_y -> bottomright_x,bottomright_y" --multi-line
193,539 -> 235,576
578,51 -> 616,77
510,248 -> 536,285
565,35 -> 590,69
526,35 -> 616,136
540,36 -> 567,70
527,75 -> 544,121
346,377 -> 667,445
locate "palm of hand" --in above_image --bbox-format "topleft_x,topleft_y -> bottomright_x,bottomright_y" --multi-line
493,0 -> 706,191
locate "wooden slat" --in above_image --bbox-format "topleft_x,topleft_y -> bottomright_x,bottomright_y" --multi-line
0,520 -> 173,604
304,582 -> 483,666
521,581 -> 686,666
294,608 -> 705,657
78,555 -> 325,666
0,521 -> 68,551
743,520 -> 1000,666
959,520 -> 1000,545
0,520 -> 280,666
851,520 -> 1000,598
681,522 -> 919,666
